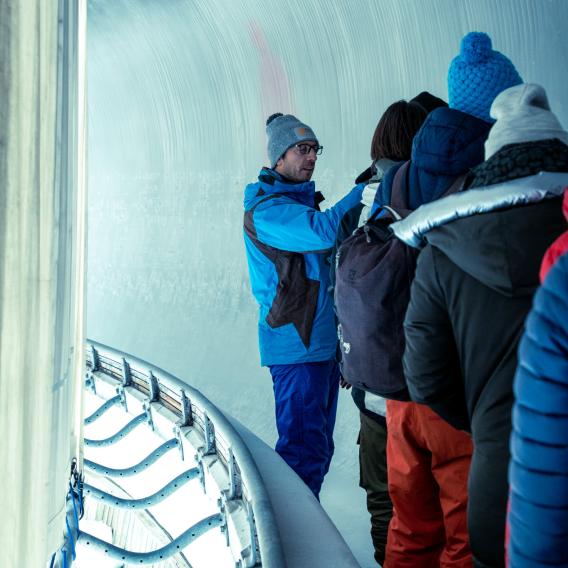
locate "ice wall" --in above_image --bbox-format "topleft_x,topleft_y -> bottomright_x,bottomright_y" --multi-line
87,1 -> 568,564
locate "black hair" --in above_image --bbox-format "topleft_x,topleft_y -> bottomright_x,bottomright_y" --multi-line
370,100 -> 428,162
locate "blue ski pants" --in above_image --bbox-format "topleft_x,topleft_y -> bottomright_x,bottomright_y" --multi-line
269,360 -> 340,498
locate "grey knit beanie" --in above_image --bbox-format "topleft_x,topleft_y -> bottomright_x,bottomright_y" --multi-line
266,113 -> 319,168
485,83 -> 568,159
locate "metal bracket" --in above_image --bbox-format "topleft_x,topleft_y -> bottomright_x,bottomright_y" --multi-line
121,357 -> 132,387
201,411 -> 216,456
115,384 -> 128,412
148,370 -> 160,402
226,448 -> 242,501
173,424 -> 185,461
217,494 -> 229,547
90,344 -> 100,372
179,389 -> 193,427
143,400 -> 155,431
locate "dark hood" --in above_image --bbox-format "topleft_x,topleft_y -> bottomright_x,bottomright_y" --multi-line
392,140 -> 568,297
426,198 -> 565,297
427,140 -> 568,296
412,107 -> 491,175
405,107 -> 492,208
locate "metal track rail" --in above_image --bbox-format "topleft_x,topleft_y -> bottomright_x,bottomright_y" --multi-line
84,412 -> 148,447
83,438 -> 179,477
84,394 -> 123,424
83,468 -> 200,509
83,340 -> 286,567
78,514 -> 224,564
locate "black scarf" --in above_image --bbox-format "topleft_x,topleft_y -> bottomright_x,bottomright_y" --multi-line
469,139 -> 568,189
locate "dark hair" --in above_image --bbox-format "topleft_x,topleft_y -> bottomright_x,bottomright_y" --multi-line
370,100 -> 428,162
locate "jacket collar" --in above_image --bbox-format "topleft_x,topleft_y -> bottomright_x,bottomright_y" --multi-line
256,167 -> 318,207
391,171 -> 568,248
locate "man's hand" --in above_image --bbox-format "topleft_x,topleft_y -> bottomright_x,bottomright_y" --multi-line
339,377 -> 351,389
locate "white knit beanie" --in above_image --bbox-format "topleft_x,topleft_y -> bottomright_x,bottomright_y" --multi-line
485,83 -> 568,159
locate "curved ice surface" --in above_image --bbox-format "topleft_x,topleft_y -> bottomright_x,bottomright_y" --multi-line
87,2 -> 568,564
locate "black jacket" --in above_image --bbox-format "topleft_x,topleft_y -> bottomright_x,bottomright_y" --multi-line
397,140 -> 568,448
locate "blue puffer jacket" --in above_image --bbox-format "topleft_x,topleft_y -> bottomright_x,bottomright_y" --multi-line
372,107 -> 491,211
508,252 -> 568,567
243,168 -> 364,366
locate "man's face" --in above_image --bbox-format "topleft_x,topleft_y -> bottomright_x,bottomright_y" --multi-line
275,140 -> 319,183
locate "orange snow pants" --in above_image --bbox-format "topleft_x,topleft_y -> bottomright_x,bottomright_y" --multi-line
384,400 -> 473,568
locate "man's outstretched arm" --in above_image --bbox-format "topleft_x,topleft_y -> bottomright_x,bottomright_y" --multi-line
252,185 -> 364,253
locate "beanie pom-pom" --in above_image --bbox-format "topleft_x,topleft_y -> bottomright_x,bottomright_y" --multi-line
266,113 -> 283,126
461,32 -> 492,63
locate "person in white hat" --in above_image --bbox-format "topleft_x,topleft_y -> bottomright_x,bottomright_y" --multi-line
393,82 -> 568,567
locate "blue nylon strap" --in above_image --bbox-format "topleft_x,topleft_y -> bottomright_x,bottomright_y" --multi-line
65,517 -> 76,560
69,482 -> 80,527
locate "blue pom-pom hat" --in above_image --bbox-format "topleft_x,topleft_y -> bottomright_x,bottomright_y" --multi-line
448,32 -> 522,122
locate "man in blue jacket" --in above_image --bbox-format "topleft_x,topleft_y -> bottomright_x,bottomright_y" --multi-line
243,113 -> 363,497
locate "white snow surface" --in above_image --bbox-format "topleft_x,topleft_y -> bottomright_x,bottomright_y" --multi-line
87,2 -> 568,565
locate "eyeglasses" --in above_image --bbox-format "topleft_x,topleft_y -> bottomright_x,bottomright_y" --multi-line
294,143 -> 324,156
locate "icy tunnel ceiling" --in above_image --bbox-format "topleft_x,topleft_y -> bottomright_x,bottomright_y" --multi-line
87,0 -> 568,438
88,0 -> 568,186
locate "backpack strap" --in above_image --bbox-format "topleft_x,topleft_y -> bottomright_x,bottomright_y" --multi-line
441,172 -> 467,198
366,204 -> 402,225
390,161 -> 411,210
365,162 -> 409,224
